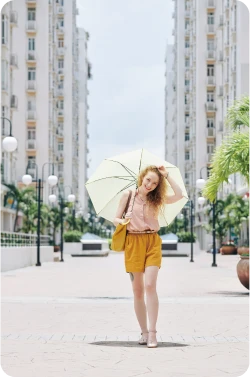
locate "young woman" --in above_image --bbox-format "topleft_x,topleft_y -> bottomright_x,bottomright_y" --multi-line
113,165 -> 184,348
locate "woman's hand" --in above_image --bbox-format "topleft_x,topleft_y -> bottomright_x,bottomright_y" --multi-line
157,165 -> 168,178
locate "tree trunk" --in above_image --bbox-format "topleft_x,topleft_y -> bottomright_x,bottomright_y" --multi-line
14,204 -> 19,232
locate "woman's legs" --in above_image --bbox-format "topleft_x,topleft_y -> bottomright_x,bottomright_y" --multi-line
129,272 -> 148,334
144,266 -> 159,341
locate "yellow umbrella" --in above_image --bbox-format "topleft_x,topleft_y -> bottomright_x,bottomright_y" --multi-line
85,148 -> 189,227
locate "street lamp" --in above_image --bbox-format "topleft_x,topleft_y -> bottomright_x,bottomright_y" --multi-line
196,166 -> 217,267
1,117 -> 18,152
49,185 -> 75,262
22,162 -> 58,266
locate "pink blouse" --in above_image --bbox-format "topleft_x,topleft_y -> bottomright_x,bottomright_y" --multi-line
125,189 -> 160,232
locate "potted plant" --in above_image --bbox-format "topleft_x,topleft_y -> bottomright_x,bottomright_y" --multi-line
220,240 -> 237,255
237,240 -> 249,256
236,252 -> 249,290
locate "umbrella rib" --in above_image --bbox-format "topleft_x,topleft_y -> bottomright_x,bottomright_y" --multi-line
86,176 -> 136,185
105,159 -> 137,176
96,181 -> 136,216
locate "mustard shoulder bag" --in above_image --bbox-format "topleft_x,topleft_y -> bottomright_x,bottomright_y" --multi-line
111,190 -> 132,252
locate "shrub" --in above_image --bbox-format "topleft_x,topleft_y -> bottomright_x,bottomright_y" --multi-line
176,231 -> 197,243
64,230 -> 82,242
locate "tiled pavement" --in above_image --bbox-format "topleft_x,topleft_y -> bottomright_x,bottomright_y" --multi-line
1,252 -> 249,377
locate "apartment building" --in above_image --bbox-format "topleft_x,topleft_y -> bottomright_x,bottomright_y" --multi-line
165,0 -> 249,249
1,0 -> 90,230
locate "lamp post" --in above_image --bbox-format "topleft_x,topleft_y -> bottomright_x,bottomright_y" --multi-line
196,166 -> 217,267
49,185 -> 75,262
22,162 -> 58,266
1,117 -> 18,152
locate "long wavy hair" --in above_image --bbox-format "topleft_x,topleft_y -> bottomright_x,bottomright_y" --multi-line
137,165 -> 168,218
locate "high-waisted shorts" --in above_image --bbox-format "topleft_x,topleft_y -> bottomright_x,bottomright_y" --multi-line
124,232 -> 162,273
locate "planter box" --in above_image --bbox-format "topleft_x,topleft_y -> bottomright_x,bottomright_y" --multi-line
64,241 -> 109,257
237,255 -> 249,290
161,241 -> 199,256
1,246 -> 54,272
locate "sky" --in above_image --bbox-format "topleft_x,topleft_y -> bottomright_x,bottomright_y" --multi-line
77,0 -> 174,177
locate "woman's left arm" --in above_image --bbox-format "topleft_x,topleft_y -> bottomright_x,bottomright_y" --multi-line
157,166 -> 184,204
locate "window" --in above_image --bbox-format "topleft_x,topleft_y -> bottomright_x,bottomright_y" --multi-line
58,39 -> 64,47
185,114 -> 189,123
28,38 -> 35,51
28,156 -> 36,165
207,144 -> 214,154
2,14 -> 8,45
58,59 -> 64,68
27,100 -> 36,110
185,151 -> 190,160
185,94 -> 188,104
207,12 -> 214,24
207,92 -> 214,102
1,60 -> 8,90
207,64 -> 214,76
185,59 -> 190,67
27,8 -> 36,21
207,39 -> 215,51
28,67 -> 36,80
27,128 -> 36,140
207,118 -> 215,128
185,79 -> 190,86
58,100 -> 64,109
185,40 -> 190,48
185,133 -> 190,141
58,18 -> 64,27
58,143 -> 64,151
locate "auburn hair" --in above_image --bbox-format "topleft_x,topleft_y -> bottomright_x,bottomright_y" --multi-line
137,165 -> 168,218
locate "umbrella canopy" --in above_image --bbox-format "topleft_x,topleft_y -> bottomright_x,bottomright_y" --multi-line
85,148 -> 189,227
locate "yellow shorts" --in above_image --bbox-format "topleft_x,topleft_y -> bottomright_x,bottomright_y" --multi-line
124,232 -> 162,273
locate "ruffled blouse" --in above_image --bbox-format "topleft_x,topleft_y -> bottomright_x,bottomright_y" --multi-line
125,189 -> 160,232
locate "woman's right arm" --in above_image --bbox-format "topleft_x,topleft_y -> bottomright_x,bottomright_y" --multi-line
113,191 -> 130,227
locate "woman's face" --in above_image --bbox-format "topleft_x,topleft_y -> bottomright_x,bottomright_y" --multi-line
141,171 -> 159,194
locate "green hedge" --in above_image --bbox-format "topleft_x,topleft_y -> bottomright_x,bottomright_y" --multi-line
176,231 -> 197,243
64,230 -> 82,242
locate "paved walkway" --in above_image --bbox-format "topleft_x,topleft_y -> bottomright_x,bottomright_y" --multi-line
1,250 -> 249,377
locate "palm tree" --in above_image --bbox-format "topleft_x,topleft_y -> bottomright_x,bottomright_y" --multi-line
202,96 -> 249,202
3,183 -> 36,232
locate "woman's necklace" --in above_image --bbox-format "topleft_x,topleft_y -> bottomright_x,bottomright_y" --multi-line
138,188 -> 147,203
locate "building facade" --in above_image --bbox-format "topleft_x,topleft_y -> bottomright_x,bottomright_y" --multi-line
1,0 -> 91,230
165,0 -> 249,249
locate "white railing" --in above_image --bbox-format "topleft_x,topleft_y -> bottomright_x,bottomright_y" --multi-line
1,231 -> 50,247
27,80 -> 36,90
11,95 -> 18,109
26,21 -> 36,31
10,54 -> 18,67
58,68 -> 64,75
207,76 -> 215,85
58,109 -> 64,117
57,6 -> 64,14
57,88 -> 64,96
207,128 -> 215,137
207,24 -> 215,33
206,102 -> 216,111
57,47 -> 65,56
207,0 -> 215,7
10,11 -> 18,24
27,51 -> 36,61
26,139 -> 36,149
27,110 -> 36,120
207,50 -> 215,59
27,168 -> 36,178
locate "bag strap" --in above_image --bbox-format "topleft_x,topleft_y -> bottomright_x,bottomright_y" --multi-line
122,190 -> 132,218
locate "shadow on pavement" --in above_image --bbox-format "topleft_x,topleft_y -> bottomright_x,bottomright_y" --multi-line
89,341 -> 189,348
208,291 -> 249,297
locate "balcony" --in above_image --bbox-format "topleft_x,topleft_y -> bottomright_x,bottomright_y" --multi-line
10,11 -> 18,26
185,139 -> 190,149
58,109 -> 64,117
185,28 -> 190,36
205,102 -> 216,112
207,24 -> 215,34
26,110 -> 36,120
56,24 -> 64,35
26,80 -> 36,92
10,95 -> 18,109
57,88 -> 64,97
27,168 -> 36,179
57,47 -> 65,56
27,51 -> 36,62
207,153 -> 214,163
185,104 -> 190,112
207,0 -> 215,8
207,50 -> 215,60
26,21 -> 36,32
185,9 -> 190,18
219,15 -> 224,27
185,47 -> 190,56
185,85 -> 190,93
206,128 -> 215,137
207,76 -> 215,86
10,54 -> 18,68
218,85 -> 223,96
58,152 -> 64,160
26,139 -> 36,150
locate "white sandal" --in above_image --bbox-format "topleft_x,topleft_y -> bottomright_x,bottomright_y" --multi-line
138,331 -> 149,345
147,330 -> 158,348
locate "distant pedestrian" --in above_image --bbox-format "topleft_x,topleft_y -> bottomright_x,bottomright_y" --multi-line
113,165 -> 184,348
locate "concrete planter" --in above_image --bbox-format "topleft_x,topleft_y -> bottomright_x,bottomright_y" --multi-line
161,241 -> 199,256
1,246 -> 54,272
238,247 -> 249,256
236,255 -> 249,290
64,240 -> 109,257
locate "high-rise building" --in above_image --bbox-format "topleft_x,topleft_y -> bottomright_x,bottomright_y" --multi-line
165,0 -> 249,249
1,0 -> 90,230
